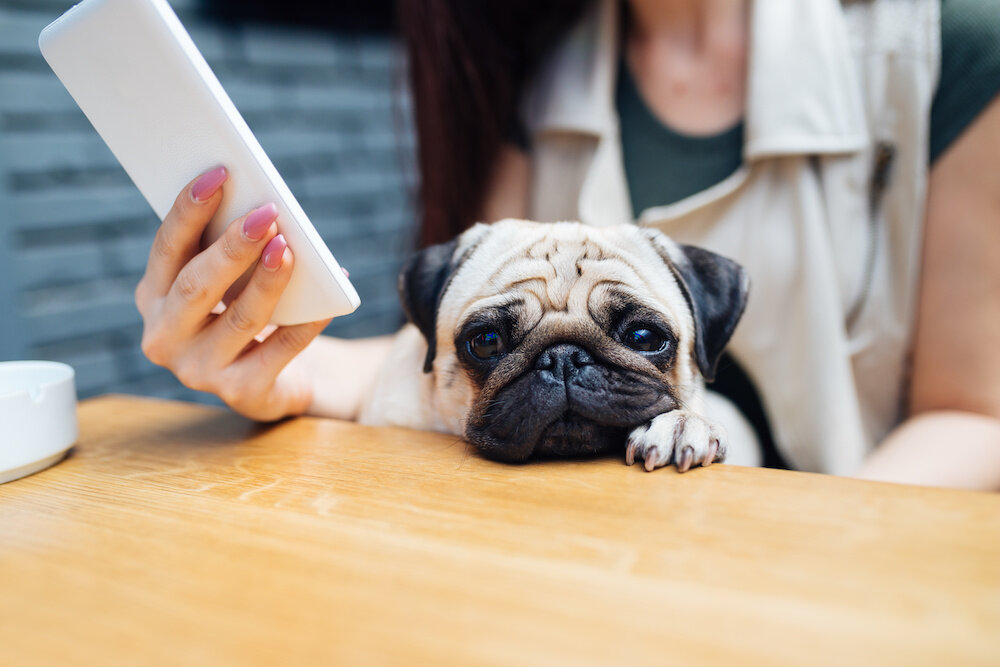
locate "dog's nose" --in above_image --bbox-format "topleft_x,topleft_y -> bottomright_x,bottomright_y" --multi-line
535,343 -> 594,376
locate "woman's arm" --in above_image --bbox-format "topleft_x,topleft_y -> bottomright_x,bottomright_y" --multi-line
480,144 -> 532,222
855,96 -> 1000,490
302,334 -> 395,420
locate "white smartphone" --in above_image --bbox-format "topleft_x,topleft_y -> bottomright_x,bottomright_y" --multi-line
39,0 -> 361,325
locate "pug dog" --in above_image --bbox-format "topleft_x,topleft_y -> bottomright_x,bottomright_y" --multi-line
358,219 -> 749,472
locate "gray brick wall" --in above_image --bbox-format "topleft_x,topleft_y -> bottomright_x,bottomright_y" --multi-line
0,0 -> 417,403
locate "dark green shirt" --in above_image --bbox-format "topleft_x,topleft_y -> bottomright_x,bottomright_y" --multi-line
618,0 -> 1000,215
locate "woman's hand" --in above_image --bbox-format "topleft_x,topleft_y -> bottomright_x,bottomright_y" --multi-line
134,166 -> 331,421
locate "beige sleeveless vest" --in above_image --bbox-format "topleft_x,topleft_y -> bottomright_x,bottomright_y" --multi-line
524,0 -> 940,474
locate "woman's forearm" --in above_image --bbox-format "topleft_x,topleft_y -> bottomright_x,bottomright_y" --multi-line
300,334 -> 395,421
854,411 -> 1000,491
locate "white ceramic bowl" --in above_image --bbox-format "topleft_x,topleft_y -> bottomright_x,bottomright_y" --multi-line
0,361 -> 78,484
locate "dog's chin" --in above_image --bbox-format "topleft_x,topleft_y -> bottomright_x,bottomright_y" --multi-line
534,413 -> 627,459
467,412 -> 628,463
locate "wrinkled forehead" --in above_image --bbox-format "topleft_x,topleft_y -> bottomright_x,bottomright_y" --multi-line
439,223 -> 692,333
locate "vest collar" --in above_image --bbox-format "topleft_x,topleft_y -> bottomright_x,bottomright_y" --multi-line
525,0 -> 869,159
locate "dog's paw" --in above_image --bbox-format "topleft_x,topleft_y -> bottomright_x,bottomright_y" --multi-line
625,410 -> 727,472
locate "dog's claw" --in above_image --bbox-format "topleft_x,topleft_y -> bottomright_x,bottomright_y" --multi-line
677,445 -> 695,472
643,446 -> 659,472
703,441 -> 718,467
626,411 -> 727,473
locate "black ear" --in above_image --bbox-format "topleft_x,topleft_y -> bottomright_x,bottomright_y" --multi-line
649,237 -> 749,382
398,238 -> 461,373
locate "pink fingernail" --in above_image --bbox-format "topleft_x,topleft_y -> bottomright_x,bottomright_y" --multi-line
243,203 -> 279,241
341,267 -> 350,278
191,166 -> 228,202
262,234 -> 287,270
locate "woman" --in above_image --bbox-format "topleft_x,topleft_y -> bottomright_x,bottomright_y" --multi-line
134,0 -> 1000,490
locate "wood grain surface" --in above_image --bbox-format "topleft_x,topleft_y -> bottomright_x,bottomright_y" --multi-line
1,395 -> 998,666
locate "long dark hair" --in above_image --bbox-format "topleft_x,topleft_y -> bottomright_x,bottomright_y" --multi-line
398,1 -> 589,246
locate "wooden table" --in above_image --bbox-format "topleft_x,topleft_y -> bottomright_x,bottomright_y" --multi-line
1,396 -> 998,665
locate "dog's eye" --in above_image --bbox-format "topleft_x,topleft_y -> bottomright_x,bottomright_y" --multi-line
468,330 -> 506,360
622,326 -> 666,353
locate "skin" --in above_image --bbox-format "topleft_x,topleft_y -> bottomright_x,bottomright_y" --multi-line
854,95 -> 1000,489
134,169 -> 389,422
138,0 -> 1000,489
624,0 -> 748,135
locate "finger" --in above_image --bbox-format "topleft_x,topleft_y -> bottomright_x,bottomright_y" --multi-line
203,235 -> 294,364
234,317 -> 332,387
161,203 -> 280,335
140,167 -> 229,299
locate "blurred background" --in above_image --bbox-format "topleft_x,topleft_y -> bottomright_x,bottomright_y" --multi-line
0,0 -> 416,403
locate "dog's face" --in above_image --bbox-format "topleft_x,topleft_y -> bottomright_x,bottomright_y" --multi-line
399,220 -> 748,463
